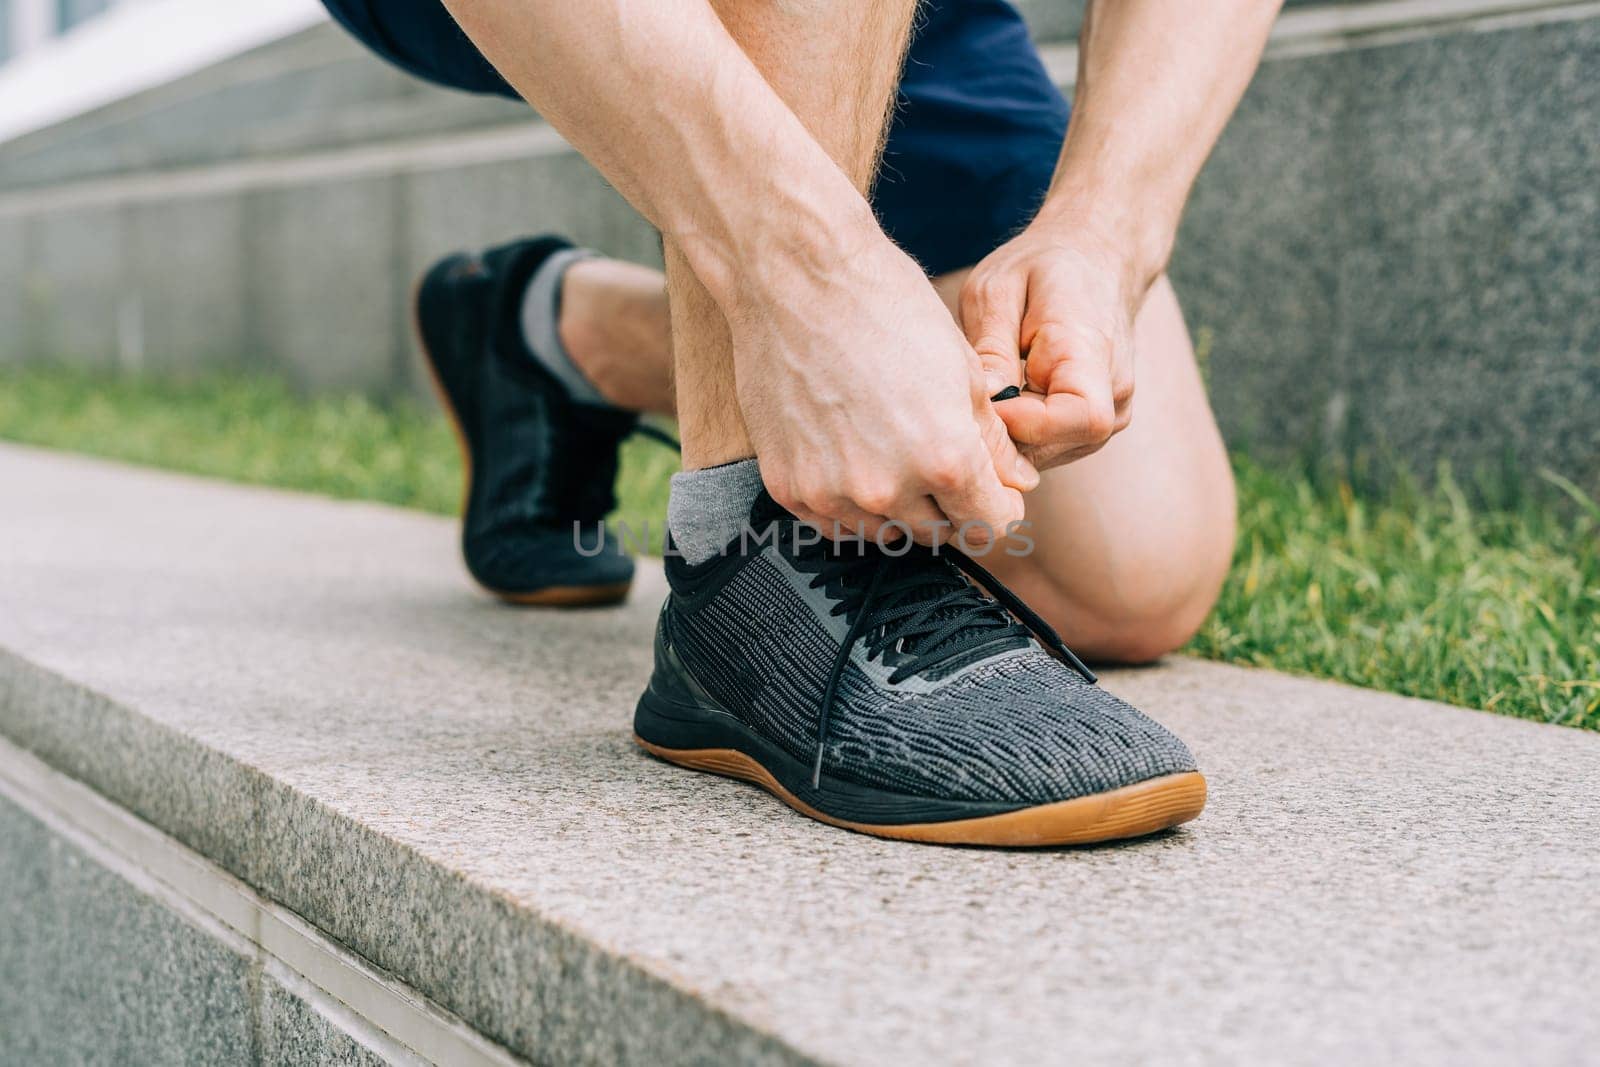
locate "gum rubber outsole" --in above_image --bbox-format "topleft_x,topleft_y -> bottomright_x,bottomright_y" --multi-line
411,266 -> 634,609
634,735 -> 1207,847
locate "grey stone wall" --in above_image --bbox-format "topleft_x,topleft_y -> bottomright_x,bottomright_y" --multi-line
1179,12 -> 1600,494
0,795 -> 385,1066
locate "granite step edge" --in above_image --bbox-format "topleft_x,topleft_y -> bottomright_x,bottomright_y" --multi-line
0,644 -> 816,1067
0,731 -> 528,1067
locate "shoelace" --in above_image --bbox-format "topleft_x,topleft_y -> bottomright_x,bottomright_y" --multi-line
632,421 -> 681,451
798,531 -> 1097,788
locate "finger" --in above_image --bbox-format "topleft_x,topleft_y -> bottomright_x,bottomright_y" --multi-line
960,274 -> 1027,398
799,497 -> 950,549
887,495 -> 959,548
799,499 -> 894,546
1019,439 -> 1099,471
925,443 -> 1027,549
826,495 -> 953,549
996,387 -> 1115,451
785,503 -> 834,539
978,399 -> 1040,492
1000,323 -> 1117,448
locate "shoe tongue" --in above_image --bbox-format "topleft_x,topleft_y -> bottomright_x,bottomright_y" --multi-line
879,553 -> 1022,663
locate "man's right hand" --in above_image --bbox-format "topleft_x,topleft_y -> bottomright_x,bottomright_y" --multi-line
730,235 -> 1037,547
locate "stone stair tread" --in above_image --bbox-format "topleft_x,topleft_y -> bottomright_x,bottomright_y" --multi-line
1,442 -> 1597,1066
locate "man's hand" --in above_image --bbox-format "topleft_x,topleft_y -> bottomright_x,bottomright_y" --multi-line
735,235 -> 1038,545
951,0 -> 1283,470
960,217 -> 1141,469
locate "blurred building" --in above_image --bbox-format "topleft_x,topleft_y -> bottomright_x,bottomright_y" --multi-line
0,0 -> 1595,494
2,0 -> 114,67
3,0 -> 113,53
0,0 -> 324,145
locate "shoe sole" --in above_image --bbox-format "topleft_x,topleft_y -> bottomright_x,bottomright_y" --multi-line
630,694 -> 1203,851
634,733 -> 1206,848
636,656 -> 1207,846
411,263 -> 632,609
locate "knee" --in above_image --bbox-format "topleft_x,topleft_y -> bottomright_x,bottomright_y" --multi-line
1070,587 -> 1219,665
1033,523 -> 1235,666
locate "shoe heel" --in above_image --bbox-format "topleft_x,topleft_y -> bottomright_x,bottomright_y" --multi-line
633,674 -> 726,749
633,620 -> 738,749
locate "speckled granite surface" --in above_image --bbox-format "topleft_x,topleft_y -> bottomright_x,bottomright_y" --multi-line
0,794 -> 386,1066
2,444 -> 1598,1066
1177,11 -> 1600,493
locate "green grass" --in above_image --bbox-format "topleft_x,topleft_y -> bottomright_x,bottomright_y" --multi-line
1189,464 -> 1599,727
0,366 -> 677,537
3,364 -> 1596,728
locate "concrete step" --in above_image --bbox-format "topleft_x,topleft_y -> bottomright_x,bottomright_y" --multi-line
0,742 -> 525,1067
1,442 -> 1597,1065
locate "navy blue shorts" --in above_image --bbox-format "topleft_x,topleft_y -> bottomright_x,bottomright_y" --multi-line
322,0 -> 1068,275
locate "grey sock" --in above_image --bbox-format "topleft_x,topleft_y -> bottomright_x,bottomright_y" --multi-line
520,247 -> 614,408
667,459 -> 765,564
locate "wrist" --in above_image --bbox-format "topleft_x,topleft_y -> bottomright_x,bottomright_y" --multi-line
669,161 -> 882,317
1032,180 -> 1177,299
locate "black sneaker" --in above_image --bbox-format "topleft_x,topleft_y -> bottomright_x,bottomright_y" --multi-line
634,495 -> 1206,846
414,236 -> 639,606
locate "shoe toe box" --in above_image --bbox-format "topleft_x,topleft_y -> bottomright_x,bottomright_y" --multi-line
836,651 -> 1197,805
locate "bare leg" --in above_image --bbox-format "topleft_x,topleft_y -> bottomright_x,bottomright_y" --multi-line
560,258 -> 674,415
663,0 -> 920,469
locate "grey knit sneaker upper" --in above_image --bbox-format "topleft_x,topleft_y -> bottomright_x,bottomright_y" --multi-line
658,495 -> 1197,806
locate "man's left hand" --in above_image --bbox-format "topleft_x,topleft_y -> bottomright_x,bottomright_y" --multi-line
960,216 -> 1144,470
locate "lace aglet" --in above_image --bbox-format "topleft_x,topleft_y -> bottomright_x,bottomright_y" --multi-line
810,745 -> 824,790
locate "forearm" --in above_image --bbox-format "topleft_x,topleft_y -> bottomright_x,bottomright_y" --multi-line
441,0 -> 876,305
1040,0 -> 1283,292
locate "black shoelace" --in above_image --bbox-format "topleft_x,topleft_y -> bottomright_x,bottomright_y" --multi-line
797,533 -> 1097,788
633,421 -> 681,451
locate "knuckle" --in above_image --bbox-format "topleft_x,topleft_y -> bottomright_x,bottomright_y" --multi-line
851,479 -> 899,517
919,451 -> 970,492
965,276 -> 1018,316
1083,405 -> 1117,442
804,489 -> 848,518
786,476 -> 830,515
764,475 -> 799,513
973,335 -> 1009,359
1029,320 -> 1068,348
988,491 -> 1024,527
